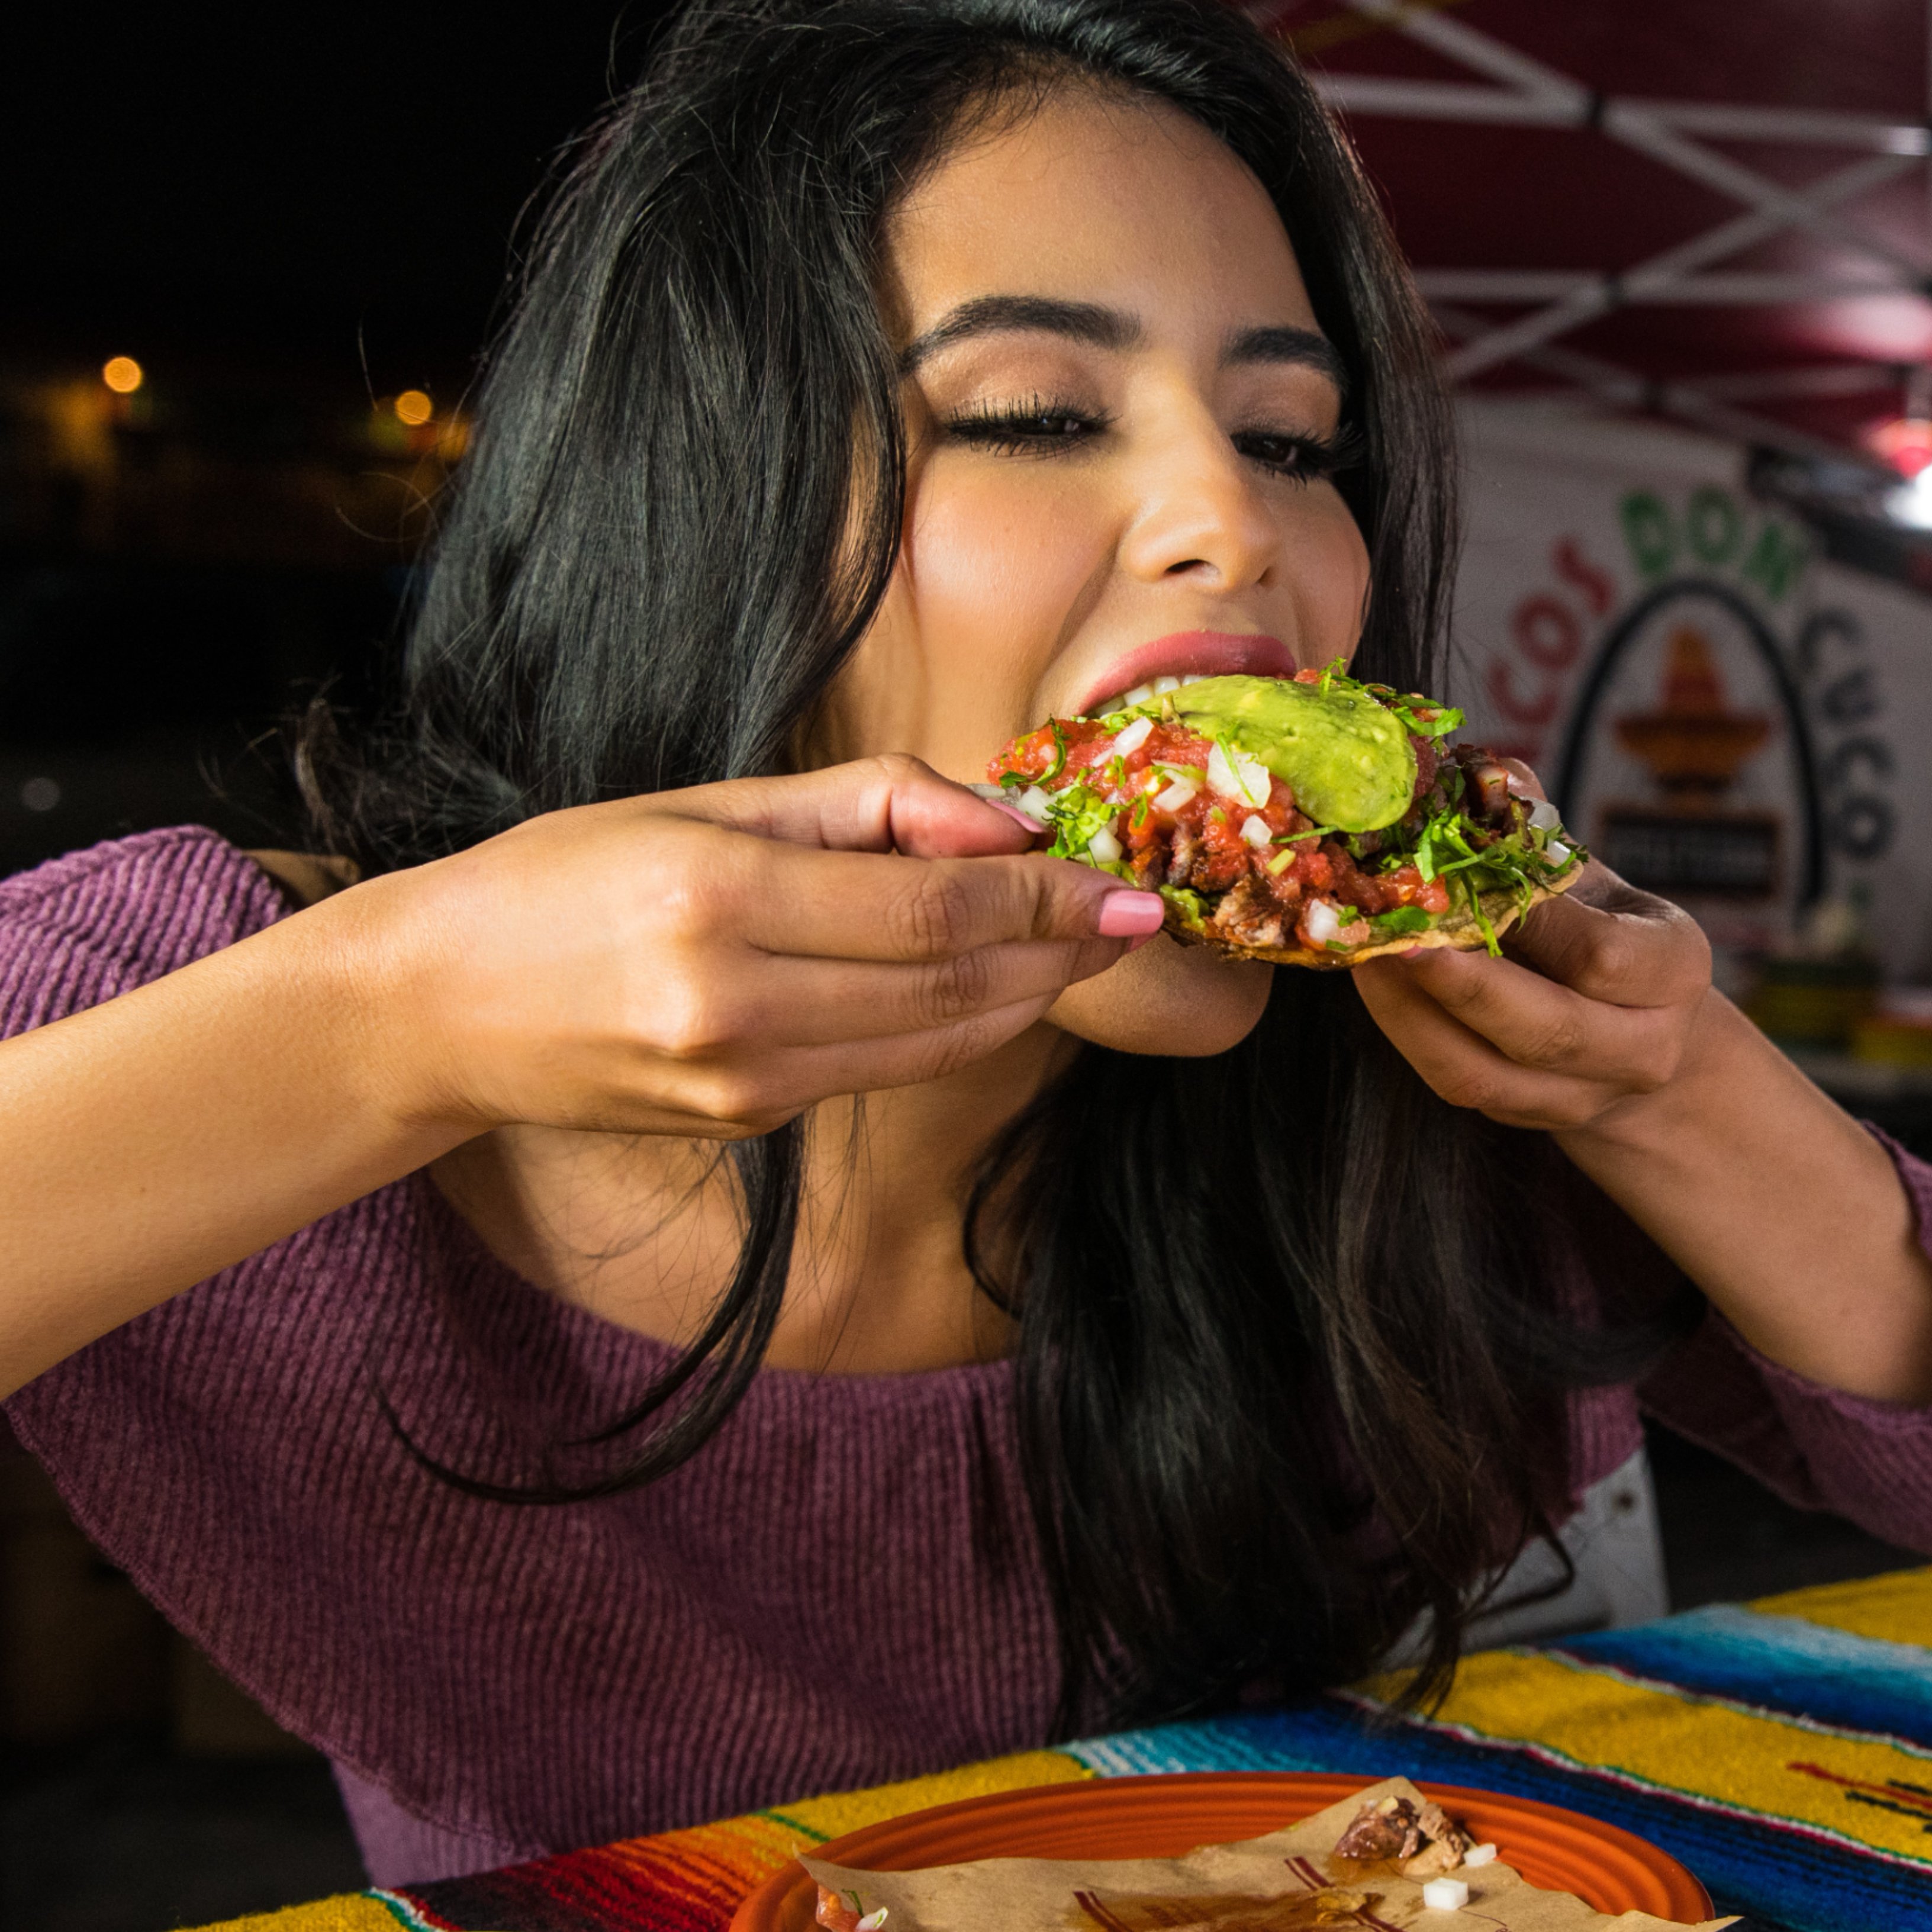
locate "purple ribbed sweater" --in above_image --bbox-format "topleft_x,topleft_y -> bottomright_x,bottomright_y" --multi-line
5,828 -> 1932,1888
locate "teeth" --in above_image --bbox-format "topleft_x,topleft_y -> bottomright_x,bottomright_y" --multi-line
1103,672 -> 1203,711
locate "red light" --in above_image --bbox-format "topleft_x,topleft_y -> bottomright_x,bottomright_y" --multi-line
1872,415 -> 1932,477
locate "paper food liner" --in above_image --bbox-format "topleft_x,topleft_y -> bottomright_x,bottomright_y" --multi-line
803,1776 -> 1733,1932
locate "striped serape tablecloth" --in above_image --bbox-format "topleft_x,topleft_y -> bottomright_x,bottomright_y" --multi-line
207,1568 -> 1932,1932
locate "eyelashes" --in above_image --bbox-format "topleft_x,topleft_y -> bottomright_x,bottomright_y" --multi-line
943,395 -> 1105,455
941,393 -> 1358,483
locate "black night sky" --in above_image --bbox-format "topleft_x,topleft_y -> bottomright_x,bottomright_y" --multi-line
0,8 -> 672,872
1,7 -> 676,392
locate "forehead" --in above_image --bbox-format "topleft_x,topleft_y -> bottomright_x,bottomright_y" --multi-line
881,85 -> 1318,339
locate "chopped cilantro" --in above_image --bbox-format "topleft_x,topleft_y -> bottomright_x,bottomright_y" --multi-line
1367,906 -> 1432,935
1041,719 -> 1068,784
1460,875 -> 1502,956
1040,780 -> 1121,861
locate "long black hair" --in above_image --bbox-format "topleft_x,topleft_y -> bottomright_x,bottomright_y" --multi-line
305,0 -> 1691,1730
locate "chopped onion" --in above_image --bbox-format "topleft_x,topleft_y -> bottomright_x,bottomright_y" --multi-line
1528,797 -> 1563,832
1239,813 -> 1272,849
1152,775 -> 1198,813
1463,1844 -> 1497,1869
1015,785 -> 1055,823
1304,899 -> 1341,945
1086,825 -> 1123,864
1206,739 -> 1271,808
1545,839 -> 1571,865
1151,674 -> 1181,695
1421,1878 -> 1469,1911
1113,716 -> 1153,755
857,1911 -> 889,1931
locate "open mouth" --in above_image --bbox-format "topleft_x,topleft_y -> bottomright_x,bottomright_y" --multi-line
1071,630 -> 1297,719
1093,670 -> 1213,713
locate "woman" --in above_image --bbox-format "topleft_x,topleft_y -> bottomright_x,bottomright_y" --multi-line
4,0 -> 1930,1888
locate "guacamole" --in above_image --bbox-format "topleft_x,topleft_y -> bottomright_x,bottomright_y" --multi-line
1106,674 -> 1416,832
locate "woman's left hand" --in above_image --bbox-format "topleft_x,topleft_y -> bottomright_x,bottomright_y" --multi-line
1352,859 -> 1714,1135
1357,806 -> 1932,1404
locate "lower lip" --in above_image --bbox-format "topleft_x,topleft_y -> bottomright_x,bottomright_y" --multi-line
1077,632 -> 1296,716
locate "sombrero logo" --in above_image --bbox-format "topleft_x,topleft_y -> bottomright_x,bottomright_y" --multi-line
1473,478 -> 1896,967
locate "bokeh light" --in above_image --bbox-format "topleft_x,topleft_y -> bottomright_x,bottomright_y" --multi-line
101,355 -> 144,395
1870,415 -> 1932,479
394,389 -> 433,427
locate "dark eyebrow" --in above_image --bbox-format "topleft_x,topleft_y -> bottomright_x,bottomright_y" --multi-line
1224,325 -> 1349,399
898,295 -> 1139,374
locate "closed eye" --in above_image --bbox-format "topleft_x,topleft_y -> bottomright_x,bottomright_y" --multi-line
1232,426 -> 1358,484
944,395 -> 1110,455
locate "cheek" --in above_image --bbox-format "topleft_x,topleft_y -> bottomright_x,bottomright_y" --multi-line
903,468 -> 1103,653
1046,936 -> 1274,1057
827,470 -> 1107,777
1292,491 -> 1373,663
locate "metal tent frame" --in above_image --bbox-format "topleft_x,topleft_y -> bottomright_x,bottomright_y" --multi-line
1252,1 -> 1932,472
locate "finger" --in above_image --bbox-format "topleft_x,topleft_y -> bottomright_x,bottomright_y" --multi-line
1498,756 -> 1545,800
670,755 -> 1054,860
1353,960 -> 1618,1129
1357,942 -> 1689,1091
1368,939 -> 1690,1090
700,935 -> 1133,1051
714,838 -> 1161,962
750,993 -> 1067,1113
1505,865 -> 1711,1008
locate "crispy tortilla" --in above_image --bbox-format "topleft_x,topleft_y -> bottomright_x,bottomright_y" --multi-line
1168,862 -> 1585,970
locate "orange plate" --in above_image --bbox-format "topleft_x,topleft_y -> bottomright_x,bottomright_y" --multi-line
730,1772 -> 1715,1931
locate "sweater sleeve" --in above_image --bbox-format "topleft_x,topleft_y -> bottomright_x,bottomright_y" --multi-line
0,826 -> 287,1034
1636,1130 -> 1932,1555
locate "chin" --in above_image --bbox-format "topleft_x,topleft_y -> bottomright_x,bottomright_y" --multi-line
1046,935 -> 1273,1057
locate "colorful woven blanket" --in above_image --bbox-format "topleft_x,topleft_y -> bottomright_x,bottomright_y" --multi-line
207,1569 -> 1932,1932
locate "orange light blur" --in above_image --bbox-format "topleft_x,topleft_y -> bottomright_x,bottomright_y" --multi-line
1872,415 -> 1932,478
101,355 -> 144,395
394,389 -> 433,427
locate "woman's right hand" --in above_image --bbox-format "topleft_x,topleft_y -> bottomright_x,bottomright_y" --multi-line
359,755 -> 1163,1141
0,756 -> 1160,1395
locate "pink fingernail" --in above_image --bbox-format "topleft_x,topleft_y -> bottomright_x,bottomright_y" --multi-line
1097,891 -> 1165,937
986,800 -> 1048,835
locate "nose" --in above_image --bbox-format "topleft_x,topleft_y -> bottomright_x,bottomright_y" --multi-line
1116,407 -> 1280,592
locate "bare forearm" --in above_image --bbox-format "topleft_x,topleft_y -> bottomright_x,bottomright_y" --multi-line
1557,990 -> 1932,1405
0,882 -> 465,1398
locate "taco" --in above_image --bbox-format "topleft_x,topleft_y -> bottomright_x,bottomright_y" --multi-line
984,666 -> 1586,968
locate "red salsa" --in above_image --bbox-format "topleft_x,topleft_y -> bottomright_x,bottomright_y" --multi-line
990,714 -> 1450,954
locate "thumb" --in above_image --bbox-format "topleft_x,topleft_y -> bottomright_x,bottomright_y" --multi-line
665,755 -> 1051,859
1498,756 -> 1547,802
